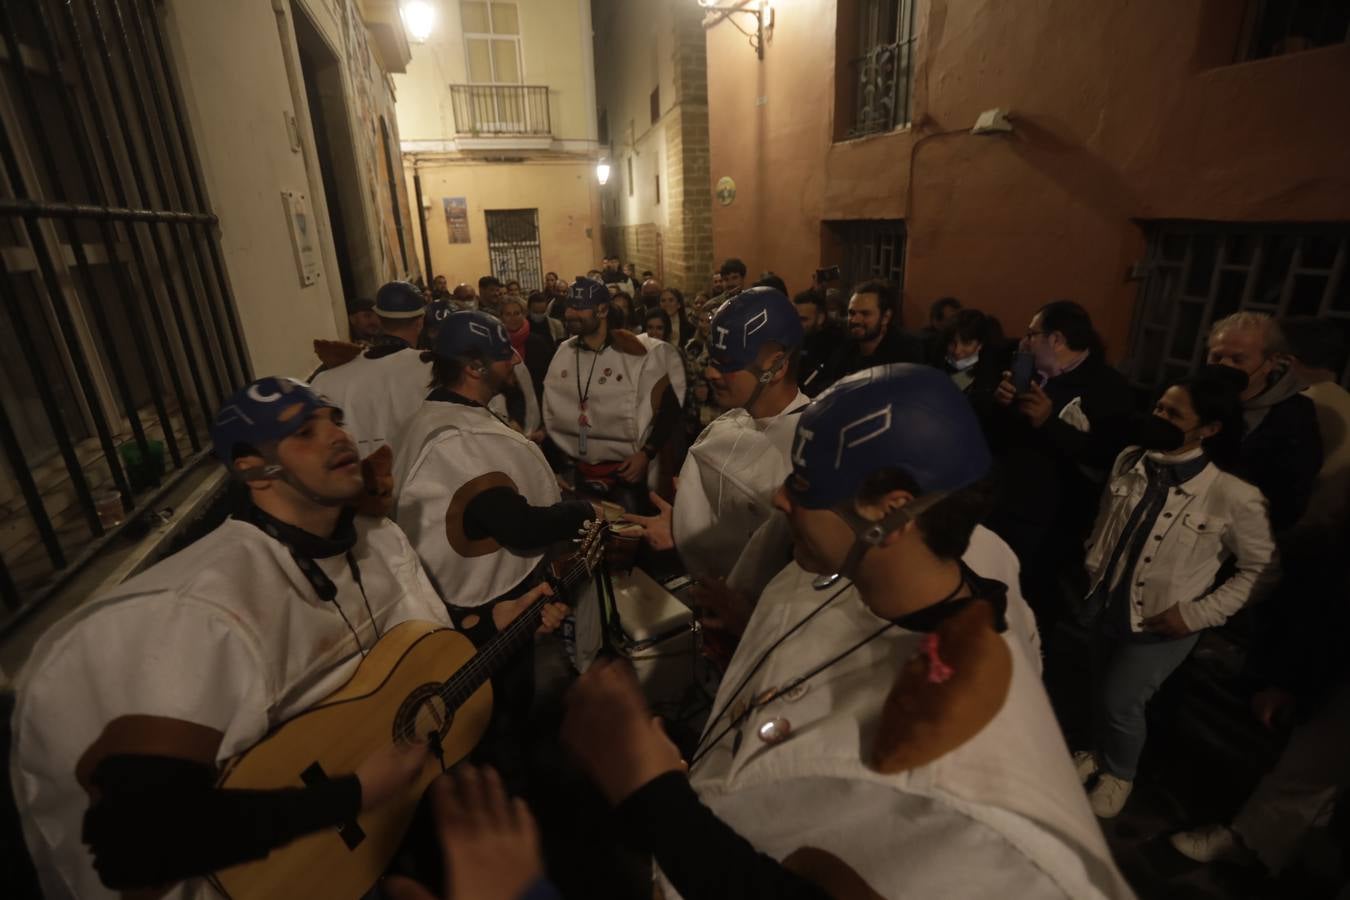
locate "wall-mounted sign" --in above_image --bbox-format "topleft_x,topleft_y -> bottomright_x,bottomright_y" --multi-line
281,190 -> 320,287
716,176 -> 737,206
444,197 -> 471,244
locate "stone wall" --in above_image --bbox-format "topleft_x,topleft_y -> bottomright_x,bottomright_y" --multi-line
596,0 -> 712,299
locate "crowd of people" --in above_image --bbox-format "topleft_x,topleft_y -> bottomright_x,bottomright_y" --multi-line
9,251 -> 1349,900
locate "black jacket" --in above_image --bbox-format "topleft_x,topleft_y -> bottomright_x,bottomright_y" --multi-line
1234,391 -> 1323,535
984,352 -> 1136,563
815,329 -> 927,392
797,324 -> 846,396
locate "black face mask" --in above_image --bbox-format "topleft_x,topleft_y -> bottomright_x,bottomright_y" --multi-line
1200,363 -> 1250,393
1134,415 -> 1186,451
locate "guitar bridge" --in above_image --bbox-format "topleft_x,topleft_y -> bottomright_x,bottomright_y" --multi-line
300,762 -> 367,850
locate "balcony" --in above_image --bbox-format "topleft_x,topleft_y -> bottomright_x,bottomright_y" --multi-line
449,84 -> 552,138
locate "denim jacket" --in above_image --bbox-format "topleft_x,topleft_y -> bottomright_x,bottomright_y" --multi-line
1084,447 -> 1279,633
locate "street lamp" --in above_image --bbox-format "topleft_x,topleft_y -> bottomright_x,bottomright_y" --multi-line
697,0 -> 772,59
402,1 -> 437,44
596,160 -> 611,185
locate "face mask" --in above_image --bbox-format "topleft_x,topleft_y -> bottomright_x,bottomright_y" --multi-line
1134,416 -> 1185,452
1145,444 -> 1204,463
947,352 -> 979,371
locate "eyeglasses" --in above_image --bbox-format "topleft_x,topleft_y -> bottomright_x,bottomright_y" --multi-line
1024,330 -> 1049,341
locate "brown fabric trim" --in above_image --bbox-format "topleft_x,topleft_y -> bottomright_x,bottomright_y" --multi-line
783,846 -> 886,900
649,375 -> 671,414
871,601 -> 1012,774
353,444 -> 394,519
313,339 -> 364,368
76,715 -> 224,795
445,471 -> 518,557
610,329 -> 648,357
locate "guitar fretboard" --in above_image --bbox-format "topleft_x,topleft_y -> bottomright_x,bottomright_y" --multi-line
434,554 -> 594,711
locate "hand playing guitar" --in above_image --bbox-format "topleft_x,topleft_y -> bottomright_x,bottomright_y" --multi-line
490,582 -> 568,634
356,739 -> 432,812
383,766 -> 548,900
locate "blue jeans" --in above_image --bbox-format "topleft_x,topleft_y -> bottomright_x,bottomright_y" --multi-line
1092,628 -> 1199,781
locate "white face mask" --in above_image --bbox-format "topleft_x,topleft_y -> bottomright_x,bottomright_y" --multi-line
947,352 -> 979,371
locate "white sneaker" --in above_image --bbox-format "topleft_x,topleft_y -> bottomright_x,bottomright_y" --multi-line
1089,773 -> 1133,818
1169,824 -> 1251,864
1073,751 -> 1099,784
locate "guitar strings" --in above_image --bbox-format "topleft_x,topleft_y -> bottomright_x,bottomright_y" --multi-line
407,537 -> 600,744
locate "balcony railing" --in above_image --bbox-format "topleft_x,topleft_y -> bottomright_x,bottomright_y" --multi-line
449,84 -> 552,137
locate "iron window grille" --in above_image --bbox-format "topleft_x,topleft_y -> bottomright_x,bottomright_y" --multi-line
1126,223 -> 1350,391
848,0 -> 917,138
831,219 -> 907,297
0,0 -> 249,626
484,208 -> 542,293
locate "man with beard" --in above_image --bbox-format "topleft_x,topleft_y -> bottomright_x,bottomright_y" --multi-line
393,310 -> 582,615
792,289 -> 844,396
11,378 -> 557,899
708,258 -> 747,307
542,278 -> 684,512
478,276 -> 505,315
392,311 -> 576,783
346,296 -> 381,344
815,279 -> 925,392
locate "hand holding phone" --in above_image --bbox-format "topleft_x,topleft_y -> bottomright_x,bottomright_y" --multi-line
1010,350 -> 1036,395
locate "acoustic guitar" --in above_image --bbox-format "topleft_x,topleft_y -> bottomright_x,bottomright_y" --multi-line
208,520 -> 609,900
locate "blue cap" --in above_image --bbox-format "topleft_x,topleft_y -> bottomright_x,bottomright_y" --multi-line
434,310 -> 516,362
787,364 -> 991,510
425,298 -> 453,330
567,278 -> 609,310
210,377 -> 340,463
375,281 -> 426,318
708,286 -> 804,373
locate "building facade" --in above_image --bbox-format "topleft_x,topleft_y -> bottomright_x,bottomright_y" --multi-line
394,0 -> 603,291
0,0 -> 415,629
705,0 -> 1350,382
591,0 -> 714,295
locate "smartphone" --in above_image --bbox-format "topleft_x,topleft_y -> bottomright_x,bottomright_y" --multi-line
814,265 -> 841,283
1010,350 -> 1036,394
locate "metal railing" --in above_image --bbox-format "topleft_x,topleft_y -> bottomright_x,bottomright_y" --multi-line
848,38 -> 916,138
0,0 -> 250,627
450,84 -> 552,137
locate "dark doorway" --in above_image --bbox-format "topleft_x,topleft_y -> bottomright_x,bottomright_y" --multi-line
292,7 -> 362,302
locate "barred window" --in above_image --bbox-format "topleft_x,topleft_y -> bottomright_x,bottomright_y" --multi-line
0,0 -> 248,621
846,0 -> 917,138
1126,224 -> 1350,390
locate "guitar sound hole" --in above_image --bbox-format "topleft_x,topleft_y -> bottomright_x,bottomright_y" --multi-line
394,683 -> 454,744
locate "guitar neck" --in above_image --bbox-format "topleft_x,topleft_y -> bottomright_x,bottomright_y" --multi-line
440,561 -> 592,708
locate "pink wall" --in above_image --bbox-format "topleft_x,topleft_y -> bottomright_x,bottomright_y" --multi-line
705,0 -> 1350,356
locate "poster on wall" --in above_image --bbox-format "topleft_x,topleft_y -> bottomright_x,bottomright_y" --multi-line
444,197 -> 471,244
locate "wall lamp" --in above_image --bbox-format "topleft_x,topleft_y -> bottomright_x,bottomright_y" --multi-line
698,0 -> 773,60
596,160 -> 611,185
401,1 -> 437,44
